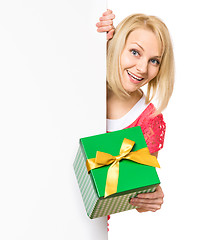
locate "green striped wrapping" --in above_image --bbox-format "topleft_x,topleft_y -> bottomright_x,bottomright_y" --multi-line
73,143 -> 158,219
73,146 -> 98,216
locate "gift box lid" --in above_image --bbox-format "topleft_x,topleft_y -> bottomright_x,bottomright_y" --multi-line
80,126 -> 160,198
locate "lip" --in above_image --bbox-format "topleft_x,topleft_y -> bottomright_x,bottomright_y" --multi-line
126,70 -> 144,84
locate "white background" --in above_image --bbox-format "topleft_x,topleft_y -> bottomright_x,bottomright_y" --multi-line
107,0 -> 205,239
0,1 -> 108,239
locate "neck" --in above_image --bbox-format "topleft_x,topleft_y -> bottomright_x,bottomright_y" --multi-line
107,89 -> 143,119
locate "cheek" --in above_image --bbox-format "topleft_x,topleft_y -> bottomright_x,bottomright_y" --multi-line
120,53 -> 134,70
149,67 -> 160,80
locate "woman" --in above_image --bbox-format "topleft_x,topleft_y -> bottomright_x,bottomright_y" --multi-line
97,10 -> 174,213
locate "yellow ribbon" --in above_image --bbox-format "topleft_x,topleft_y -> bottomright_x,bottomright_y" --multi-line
86,138 -> 160,198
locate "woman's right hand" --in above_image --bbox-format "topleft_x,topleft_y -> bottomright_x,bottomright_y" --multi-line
96,9 -> 115,40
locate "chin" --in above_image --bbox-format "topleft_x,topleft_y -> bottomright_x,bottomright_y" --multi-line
123,84 -> 140,94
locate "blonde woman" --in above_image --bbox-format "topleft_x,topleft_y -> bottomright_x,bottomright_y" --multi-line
97,10 -> 174,213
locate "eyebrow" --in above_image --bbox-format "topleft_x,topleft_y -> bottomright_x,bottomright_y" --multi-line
132,42 -> 145,51
131,42 -> 162,59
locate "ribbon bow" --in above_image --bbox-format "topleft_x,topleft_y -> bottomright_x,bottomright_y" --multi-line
86,138 -> 160,198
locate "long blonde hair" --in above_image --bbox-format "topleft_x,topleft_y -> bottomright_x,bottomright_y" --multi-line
107,14 -> 175,114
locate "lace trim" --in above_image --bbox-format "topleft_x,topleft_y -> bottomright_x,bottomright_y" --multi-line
126,103 -> 166,153
107,215 -> 110,232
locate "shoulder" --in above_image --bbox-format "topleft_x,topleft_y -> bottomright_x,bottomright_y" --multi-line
140,103 -> 166,137
136,103 -> 165,125
138,103 -> 166,153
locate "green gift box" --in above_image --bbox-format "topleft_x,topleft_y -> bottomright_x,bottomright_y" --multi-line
73,126 -> 160,219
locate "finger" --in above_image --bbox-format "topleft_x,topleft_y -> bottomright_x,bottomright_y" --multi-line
96,20 -> 113,28
130,197 -> 163,205
136,208 -> 148,213
136,203 -> 161,211
97,25 -> 114,33
103,9 -> 113,16
137,186 -> 164,199
99,14 -> 115,21
136,207 -> 160,213
137,192 -> 158,199
131,200 -> 162,211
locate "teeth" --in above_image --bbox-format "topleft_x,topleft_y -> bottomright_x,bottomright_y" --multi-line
127,70 -> 143,81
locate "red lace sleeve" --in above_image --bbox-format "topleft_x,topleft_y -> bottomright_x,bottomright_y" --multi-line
129,103 -> 166,153
141,113 -> 166,153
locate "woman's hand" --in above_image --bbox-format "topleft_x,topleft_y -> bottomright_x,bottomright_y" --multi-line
96,9 -> 115,40
130,185 -> 164,213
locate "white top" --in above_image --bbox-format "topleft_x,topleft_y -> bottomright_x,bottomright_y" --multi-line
106,94 -> 148,132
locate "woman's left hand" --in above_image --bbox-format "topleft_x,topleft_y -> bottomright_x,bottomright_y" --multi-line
130,185 -> 164,213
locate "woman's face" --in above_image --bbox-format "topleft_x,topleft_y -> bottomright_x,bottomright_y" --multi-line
120,28 -> 161,93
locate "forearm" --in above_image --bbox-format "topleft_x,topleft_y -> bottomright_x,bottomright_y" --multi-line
151,151 -> 158,158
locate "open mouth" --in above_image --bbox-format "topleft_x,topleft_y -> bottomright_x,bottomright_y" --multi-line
127,70 -> 144,81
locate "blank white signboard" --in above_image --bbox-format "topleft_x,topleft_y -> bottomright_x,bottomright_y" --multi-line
0,1 -> 107,239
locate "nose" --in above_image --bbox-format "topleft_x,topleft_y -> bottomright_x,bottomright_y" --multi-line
136,59 -> 147,73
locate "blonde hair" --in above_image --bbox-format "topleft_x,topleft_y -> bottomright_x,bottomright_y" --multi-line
107,14 -> 175,114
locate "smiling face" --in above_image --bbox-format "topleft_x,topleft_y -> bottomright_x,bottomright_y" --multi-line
120,28 -> 162,93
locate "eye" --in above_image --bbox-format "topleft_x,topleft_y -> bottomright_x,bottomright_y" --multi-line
150,59 -> 160,66
130,49 -> 140,56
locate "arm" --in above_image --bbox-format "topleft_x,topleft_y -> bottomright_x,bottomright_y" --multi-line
96,9 -> 115,40
151,151 -> 158,158
129,107 -> 166,212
